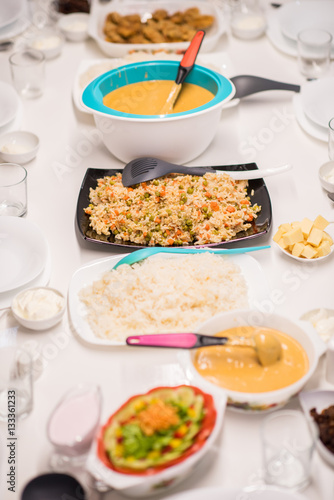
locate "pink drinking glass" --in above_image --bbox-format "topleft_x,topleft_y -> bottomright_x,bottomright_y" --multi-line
47,384 -> 102,471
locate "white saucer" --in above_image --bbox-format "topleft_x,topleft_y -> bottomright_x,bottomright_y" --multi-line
0,241 -> 51,310
0,217 -> 48,294
301,77 -> 334,129
279,1 -> 334,46
293,94 -> 327,142
0,1 -> 30,43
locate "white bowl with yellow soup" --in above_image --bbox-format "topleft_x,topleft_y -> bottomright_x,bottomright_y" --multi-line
179,310 -> 326,412
81,60 -> 235,164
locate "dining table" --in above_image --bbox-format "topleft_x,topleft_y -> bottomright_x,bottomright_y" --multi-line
0,0 -> 334,499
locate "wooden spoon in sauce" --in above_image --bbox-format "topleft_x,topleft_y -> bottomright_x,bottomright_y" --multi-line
160,30 -> 205,115
126,330 -> 282,367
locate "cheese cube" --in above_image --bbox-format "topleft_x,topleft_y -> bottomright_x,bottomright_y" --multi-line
307,227 -> 323,247
283,227 -> 304,246
301,244 -> 317,259
277,237 -> 288,249
292,242 -> 305,257
279,223 -> 292,233
300,218 -> 313,238
273,227 -> 284,243
316,240 -> 332,257
313,215 -> 329,231
322,231 -> 333,245
292,221 -> 302,229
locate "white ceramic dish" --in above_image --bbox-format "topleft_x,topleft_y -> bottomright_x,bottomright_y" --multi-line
27,28 -> 64,60
11,287 -> 66,331
231,11 -> 266,40
68,253 -> 270,347
300,308 -> 334,343
86,388 -> 227,498
165,485 -> 308,500
0,130 -> 40,164
58,12 -> 90,42
293,94 -> 327,143
0,0 -> 24,30
0,82 -> 19,129
274,240 -> 334,263
88,0 -> 226,57
279,0 -> 334,45
0,241 -> 51,310
0,217 -> 48,294
0,0 -> 30,43
319,161 -> 334,194
73,52 -> 232,114
299,389 -> 334,468
179,309 -> 327,412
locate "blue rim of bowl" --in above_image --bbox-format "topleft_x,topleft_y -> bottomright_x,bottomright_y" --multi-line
81,60 -> 235,121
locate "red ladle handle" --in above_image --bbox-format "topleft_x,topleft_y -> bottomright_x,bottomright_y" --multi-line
175,30 -> 205,85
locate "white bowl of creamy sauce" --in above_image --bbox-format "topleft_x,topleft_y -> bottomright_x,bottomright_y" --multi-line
12,287 -> 66,330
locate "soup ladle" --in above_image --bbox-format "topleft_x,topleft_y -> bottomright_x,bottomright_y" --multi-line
126,331 -> 282,367
160,30 -> 205,115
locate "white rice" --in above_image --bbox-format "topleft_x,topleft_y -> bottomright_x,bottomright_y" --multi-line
79,253 -> 249,342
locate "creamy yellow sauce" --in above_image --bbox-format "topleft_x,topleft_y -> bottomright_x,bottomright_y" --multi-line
102,80 -> 215,115
193,326 -> 309,393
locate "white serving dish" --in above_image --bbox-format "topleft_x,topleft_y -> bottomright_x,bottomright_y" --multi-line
0,217 -> 48,294
164,485 -> 308,500
11,287 -> 66,331
68,253 -> 270,347
231,10 -> 266,40
179,310 -> 327,412
319,161 -> 334,194
88,0 -> 226,57
86,386 -> 227,498
0,130 -> 39,164
58,12 -> 90,42
81,60 -> 235,164
299,389 -> 334,468
27,28 -> 64,59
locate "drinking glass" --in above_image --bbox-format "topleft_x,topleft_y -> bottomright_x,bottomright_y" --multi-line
9,49 -> 45,99
297,29 -> 332,79
329,117 -> 334,161
261,410 -> 317,491
0,163 -> 27,216
0,346 -> 33,421
47,384 -> 102,471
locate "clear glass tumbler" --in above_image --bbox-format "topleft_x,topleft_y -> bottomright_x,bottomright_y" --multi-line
0,346 -> 33,421
261,410 -> 317,491
0,163 -> 27,216
329,117 -> 334,161
297,29 -> 332,79
9,49 -> 45,99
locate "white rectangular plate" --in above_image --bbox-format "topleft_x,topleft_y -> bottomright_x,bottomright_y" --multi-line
68,253 -> 270,347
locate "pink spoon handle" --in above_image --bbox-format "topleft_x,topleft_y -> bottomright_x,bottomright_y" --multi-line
126,333 -> 198,348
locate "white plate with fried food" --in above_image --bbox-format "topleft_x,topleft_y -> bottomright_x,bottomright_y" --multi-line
88,0 -> 226,57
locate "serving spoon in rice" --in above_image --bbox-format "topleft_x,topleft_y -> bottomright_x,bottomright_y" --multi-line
126,331 -> 282,367
121,157 -> 292,187
112,245 -> 270,269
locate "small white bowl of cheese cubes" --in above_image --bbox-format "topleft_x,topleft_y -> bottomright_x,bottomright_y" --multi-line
273,215 -> 333,261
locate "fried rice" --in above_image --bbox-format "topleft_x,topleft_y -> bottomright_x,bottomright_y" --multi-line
84,172 -> 261,246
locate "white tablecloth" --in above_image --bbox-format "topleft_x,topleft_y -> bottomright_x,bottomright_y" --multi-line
0,1 -> 334,499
